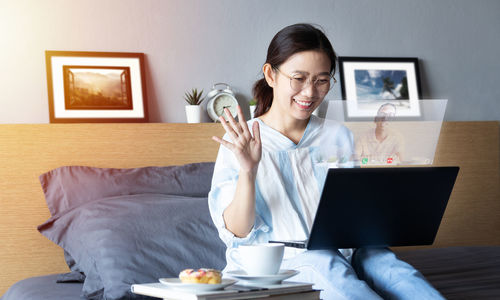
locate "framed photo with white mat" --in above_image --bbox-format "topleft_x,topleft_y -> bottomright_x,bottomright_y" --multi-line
338,56 -> 422,118
45,51 -> 148,123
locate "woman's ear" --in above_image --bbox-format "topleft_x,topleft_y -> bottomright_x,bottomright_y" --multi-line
262,63 -> 276,88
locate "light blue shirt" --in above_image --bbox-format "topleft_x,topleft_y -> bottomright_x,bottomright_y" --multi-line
208,115 -> 354,270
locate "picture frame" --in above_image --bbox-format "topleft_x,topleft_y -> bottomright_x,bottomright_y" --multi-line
45,51 -> 148,123
338,57 -> 422,118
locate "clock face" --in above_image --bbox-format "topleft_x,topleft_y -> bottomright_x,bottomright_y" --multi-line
214,94 -> 237,118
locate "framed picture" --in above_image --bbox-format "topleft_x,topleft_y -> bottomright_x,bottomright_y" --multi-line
45,51 -> 148,123
338,57 -> 421,118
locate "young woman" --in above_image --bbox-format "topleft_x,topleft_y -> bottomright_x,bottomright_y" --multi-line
208,23 -> 443,299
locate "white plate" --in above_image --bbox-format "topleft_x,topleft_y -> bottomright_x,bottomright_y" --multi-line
158,278 -> 237,291
225,269 -> 299,285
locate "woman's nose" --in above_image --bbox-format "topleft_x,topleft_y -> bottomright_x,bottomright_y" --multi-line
300,81 -> 316,97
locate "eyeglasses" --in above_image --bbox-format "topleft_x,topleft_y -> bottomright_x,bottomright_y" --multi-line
274,67 -> 336,94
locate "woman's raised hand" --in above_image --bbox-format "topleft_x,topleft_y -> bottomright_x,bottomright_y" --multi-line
212,106 -> 262,173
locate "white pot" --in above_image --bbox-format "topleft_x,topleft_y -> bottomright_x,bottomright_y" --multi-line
249,105 -> 257,119
185,105 -> 202,123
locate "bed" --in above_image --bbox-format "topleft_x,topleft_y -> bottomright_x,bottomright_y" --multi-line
0,122 -> 499,299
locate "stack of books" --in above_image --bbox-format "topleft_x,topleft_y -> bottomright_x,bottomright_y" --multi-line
131,281 -> 320,300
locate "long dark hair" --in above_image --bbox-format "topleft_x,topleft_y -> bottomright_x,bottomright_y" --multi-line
252,23 -> 337,118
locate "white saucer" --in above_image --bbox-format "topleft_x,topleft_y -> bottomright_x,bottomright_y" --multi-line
225,269 -> 299,285
158,278 -> 237,291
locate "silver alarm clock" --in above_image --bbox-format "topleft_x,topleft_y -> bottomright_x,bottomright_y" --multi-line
206,83 -> 239,122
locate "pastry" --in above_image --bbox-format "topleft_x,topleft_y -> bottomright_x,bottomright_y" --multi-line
179,268 -> 222,284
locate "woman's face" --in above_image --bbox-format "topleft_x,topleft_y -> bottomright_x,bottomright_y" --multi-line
268,50 -> 332,121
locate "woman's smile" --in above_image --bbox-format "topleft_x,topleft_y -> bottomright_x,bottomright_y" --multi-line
293,98 -> 315,110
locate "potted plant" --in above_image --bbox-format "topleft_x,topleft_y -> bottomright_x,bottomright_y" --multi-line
184,88 -> 205,123
249,98 -> 257,119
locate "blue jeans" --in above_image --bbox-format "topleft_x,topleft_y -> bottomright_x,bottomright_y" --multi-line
281,248 -> 444,300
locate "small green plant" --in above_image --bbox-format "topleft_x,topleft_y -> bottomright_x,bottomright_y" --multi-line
184,88 -> 205,105
249,98 -> 257,106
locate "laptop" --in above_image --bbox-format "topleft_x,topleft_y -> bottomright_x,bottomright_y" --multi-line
270,166 -> 459,249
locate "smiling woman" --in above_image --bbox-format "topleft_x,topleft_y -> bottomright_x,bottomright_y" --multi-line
208,23 -> 447,300
252,24 -> 337,120
260,50 -> 333,128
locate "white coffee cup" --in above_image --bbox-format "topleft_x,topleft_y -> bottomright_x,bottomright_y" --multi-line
227,243 -> 284,276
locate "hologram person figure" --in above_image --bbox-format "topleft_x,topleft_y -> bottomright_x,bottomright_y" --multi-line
355,103 -> 405,165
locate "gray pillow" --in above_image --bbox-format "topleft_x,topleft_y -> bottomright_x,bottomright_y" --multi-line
39,162 -> 215,216
38,193 -> 226,300
38,162 -> 215,273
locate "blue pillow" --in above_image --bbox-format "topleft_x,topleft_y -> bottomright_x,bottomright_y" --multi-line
38,193 -> 226,300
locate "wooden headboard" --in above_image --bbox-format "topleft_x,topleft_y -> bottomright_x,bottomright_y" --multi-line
0,122 -> 499,295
